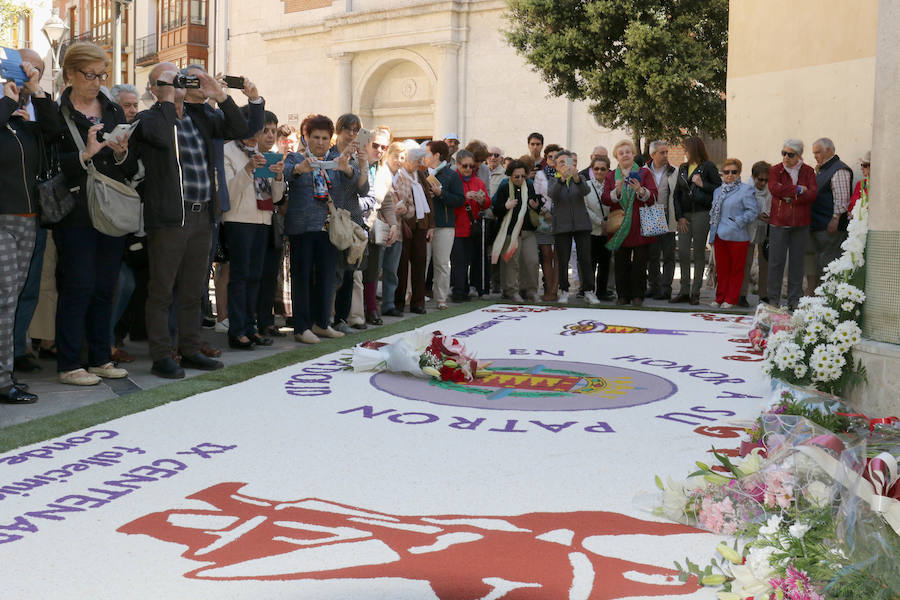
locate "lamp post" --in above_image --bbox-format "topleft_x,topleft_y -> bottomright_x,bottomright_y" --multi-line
41,8 -> 69,100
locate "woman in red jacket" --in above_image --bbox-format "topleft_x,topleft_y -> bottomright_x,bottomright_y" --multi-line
601,140 -> 658,306
767,138 -> 817,310
451,150 -> 490,302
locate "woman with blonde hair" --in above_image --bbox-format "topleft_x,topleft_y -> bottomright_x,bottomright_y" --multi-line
601,139 -> 658,306
54,42 -> 136,385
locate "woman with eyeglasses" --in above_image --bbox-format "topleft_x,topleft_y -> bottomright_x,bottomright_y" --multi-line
707,159 -> 758,309
583,156 -> 614,302
767,138 -> 817,310
848,151 -> 870,216
54,42 -> 136,386
491,160 -> 542,301
450,150 -> 490,302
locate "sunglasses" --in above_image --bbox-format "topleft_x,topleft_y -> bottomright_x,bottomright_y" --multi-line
458,163 -> 475,169
489,153 -> 501,158
861,162 -> 870,168
372,143 -> 388,151
80,70 -> 109,81
781,151 -> 797,158
722,169 -> 739,175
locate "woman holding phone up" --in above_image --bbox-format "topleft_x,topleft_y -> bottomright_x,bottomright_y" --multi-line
601,140 -> 658,306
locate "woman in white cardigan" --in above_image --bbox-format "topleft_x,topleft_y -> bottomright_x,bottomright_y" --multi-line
222,111 -> 284,349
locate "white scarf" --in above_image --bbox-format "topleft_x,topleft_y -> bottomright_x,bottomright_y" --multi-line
785,159 -> 802,185
428,161 -> 447,176
398,168 -> 430,220
491,179 -> 530,264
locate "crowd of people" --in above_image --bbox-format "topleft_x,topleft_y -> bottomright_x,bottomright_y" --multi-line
0,41 -> 871,404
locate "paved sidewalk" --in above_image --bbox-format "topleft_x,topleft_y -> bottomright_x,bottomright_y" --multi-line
1,286 -> 756,430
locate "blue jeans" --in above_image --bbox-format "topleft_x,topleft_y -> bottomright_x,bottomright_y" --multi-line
289,231 -> 337,332
110,262 -> 135,345
380,241 -> 402,313
53,226 -> 126,372
225,222 -> 269,338
14,224 -> 45,357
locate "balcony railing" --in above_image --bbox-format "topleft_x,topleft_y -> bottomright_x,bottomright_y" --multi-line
59,31 -> 93,61
135,33 -> 158,66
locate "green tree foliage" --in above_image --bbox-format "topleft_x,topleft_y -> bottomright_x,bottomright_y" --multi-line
504,0 -> 728,147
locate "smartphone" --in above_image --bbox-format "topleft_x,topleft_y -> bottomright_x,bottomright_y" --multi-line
223,75 -> 245,89
254,152 -> 283,178
356,128 -> 372,151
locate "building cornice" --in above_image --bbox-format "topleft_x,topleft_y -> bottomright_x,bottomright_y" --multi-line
259,0 -> 505,45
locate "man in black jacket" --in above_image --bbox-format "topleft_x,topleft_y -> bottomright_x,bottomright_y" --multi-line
134,62 -> 256,378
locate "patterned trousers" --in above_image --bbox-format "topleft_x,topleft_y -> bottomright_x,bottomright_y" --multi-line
0,215 -> 37,388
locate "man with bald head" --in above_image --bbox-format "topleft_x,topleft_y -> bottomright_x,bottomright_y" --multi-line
133,62 -> 256,379
579,146 -> 608,180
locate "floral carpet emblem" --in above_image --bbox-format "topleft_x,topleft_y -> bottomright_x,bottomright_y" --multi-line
561,319 -> 724,336
118,482 -> 703,599
371,359 -> 677,411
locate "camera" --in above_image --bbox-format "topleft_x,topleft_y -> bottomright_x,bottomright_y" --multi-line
173,73 -> 200,89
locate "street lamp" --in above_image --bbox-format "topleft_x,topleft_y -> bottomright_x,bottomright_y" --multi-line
41,8 -> 69,99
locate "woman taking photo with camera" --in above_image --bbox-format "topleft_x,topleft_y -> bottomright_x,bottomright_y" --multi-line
0,59 -> 59,403
54,42 -> 136,386
601,140 -> 658,306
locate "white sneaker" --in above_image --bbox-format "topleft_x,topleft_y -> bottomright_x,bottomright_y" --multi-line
294,329 -> 321,344
710,301 -> 721,308
584,291 -> 601,305
721,302 -> 734,309
510,293 -> 524,303
214,319 -> 230,333
312,324 -> 345,338
59,368 -> 101,386
558,290 -> 569,303
89,362 -> 128,379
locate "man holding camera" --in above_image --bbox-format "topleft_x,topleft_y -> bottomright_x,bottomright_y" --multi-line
135,62 -> 258,379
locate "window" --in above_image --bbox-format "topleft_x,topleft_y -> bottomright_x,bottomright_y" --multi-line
160,0 -> 188,32
91,0 -> 111,46
190,0 -> 207,26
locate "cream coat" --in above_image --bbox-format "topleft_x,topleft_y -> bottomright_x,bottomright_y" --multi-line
222,141 -> 282,225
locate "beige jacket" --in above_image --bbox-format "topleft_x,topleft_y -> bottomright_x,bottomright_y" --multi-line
222,140 -> 282,225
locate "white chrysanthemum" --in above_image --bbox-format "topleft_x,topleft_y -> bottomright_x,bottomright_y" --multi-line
800,329 -> 818,347
808,321 -> 827,335
820,307 -> 839,325
840,300 -> 855,312
793,363 -> 807,378
789,521 -> 811,539
805,480 -> 833,508
758,515 -> 782,536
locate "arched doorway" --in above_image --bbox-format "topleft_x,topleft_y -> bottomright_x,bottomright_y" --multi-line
356,50 -> 436,140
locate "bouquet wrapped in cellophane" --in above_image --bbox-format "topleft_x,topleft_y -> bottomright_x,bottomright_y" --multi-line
350,329 -> 490,382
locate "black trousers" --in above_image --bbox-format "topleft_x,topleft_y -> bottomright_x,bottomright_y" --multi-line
614,244 -> 650,302
450,236 -> 472,299
590,234 -> 611,295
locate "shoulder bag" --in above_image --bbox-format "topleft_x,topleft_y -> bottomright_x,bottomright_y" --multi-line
36,134 -> 77,227
62,107 -> 141,237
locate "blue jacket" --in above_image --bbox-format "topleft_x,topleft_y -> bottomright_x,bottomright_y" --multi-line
283,148 -> 359,235
708,182 -> 759,243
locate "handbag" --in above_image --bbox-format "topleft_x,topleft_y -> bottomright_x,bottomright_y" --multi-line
36,141 -> 77,227
62,107 -> 141,237
639,203 -> 668,237
606,209 -> 625,234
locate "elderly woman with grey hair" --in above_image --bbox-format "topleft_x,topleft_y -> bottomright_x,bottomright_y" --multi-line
767,138 -> 818,310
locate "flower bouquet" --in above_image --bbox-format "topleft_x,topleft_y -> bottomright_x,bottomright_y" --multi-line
350,329 -> 489,382
763,187 -> 869,396
748,303 -> 793,353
